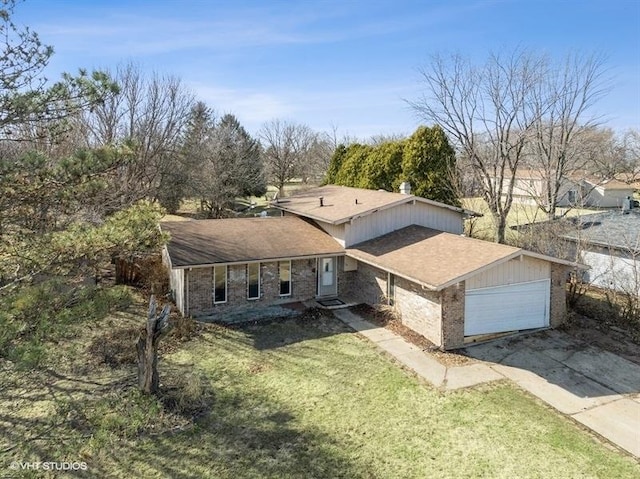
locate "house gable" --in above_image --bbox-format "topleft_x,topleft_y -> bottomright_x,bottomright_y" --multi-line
274,185 -> 469,247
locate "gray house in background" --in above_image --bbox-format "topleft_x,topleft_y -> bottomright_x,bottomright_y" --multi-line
162,185 -> 577,350
563,210 -> 640,295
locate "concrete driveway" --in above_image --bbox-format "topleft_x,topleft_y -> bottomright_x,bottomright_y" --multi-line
462,329 -> 640,458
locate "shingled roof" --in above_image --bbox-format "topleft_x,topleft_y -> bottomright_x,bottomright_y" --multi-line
162,216 -> 344,268
347,225 -> 578,291
562,210 -> 640,252
273,185 -> 470,224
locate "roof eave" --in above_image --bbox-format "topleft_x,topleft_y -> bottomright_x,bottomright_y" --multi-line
170,251 -> 345,270
562,235 -> 639,255
272,195 -> 417,225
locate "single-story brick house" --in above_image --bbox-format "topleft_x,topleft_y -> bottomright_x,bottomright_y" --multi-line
163,184 -> 578,349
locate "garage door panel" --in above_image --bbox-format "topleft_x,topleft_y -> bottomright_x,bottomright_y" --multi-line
465,280 -> 549,336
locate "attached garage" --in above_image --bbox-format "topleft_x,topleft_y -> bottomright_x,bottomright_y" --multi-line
464,279 -> 550,336
346,225 -> 579,350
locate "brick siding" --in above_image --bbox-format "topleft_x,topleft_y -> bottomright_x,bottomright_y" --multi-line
394,276 -> 443,346
347,260 -> 458,349
549,263 -> 568,328
347,261 -> 388,305
440,284 -> 465,349
185,257 -> 329,317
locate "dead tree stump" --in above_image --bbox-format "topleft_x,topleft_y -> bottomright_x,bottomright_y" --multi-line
137,295 -> 172,395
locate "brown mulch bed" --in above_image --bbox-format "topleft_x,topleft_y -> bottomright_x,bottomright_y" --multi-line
350,304 -> 476,367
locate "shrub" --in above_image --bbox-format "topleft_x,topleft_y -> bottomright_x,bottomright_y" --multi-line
0,281 -> 134,367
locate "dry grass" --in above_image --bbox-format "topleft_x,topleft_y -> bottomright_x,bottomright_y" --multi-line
351,303 -> 476,367
462,197 -> 599,242
1,292 -> 638,478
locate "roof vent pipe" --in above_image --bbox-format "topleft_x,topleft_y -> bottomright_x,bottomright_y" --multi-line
319,197 -> 324,207
399,182 -> 411,195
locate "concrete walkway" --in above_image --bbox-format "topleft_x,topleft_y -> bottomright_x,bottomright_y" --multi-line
333,309 -> 640,458
332,309 -> 503,390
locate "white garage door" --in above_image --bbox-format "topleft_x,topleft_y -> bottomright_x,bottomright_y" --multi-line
464,279 -> 550,336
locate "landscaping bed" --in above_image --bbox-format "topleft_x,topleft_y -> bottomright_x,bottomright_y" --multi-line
350,303 -> 476,367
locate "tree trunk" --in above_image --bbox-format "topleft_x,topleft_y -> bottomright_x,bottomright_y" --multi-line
495,214 -> 508,244
137,296 -> 172,395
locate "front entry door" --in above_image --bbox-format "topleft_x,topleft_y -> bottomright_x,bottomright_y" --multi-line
318,257 -> 337,297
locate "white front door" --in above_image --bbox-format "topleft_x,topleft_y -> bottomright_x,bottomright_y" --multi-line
318,257 -> 337,297
464,280 -> 550,336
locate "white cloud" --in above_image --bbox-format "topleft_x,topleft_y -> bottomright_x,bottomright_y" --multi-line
190,84 -> 295,128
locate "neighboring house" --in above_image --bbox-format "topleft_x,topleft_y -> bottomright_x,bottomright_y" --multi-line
562,209 -> 640,295
163,184 -> 577,350
615,172 -> 640,192
504,169 -> 634,208
580,176 -> 635,208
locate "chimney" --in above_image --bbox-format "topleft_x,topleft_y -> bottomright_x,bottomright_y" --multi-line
399,182 -> 411,195
319,197 -> 324,207
623,196 -> 631,214
355,198 -> 359,205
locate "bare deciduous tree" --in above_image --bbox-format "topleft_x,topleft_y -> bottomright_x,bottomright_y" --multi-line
411,51 -> 545,243
412,50 -> 610,241
528,53 -> 608,218
259,119 -> 318,194
79,63 -> 195,210
137,295 -> 172,395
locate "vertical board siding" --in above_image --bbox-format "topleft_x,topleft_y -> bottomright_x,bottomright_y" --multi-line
582,250 -> 640,294
466,256 -> 550,290
162,247 -> 185,315
410,202 -> 463,235
169,268 -> 184,314
315,220 -> 346,247
345,201 -> 463,246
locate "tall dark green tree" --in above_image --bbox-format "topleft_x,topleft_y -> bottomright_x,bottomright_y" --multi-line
327,126 -> 460,206
333,143 -> 372,187
362,140 -> 404,191
324,144 -> 347,184
401,125 -> 459,206
157,102 -> 212,213
183,107 -> 266,218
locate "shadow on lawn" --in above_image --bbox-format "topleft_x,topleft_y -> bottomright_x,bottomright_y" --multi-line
236,309 -> 352,351
0,352 -> 367,478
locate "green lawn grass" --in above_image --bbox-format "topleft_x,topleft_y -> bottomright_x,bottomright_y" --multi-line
462,197 -> 599,242
2,293 -> 638,478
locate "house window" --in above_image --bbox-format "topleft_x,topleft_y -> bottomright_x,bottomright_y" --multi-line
213,266 -> 227,303
247,263 -> 260,300
279,260 -> 291,296
387,273 -> 396,306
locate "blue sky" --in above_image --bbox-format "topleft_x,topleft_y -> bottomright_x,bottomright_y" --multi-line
12,0 -> 640,139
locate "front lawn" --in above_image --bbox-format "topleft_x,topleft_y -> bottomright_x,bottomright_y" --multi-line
1,298 -> 638,478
